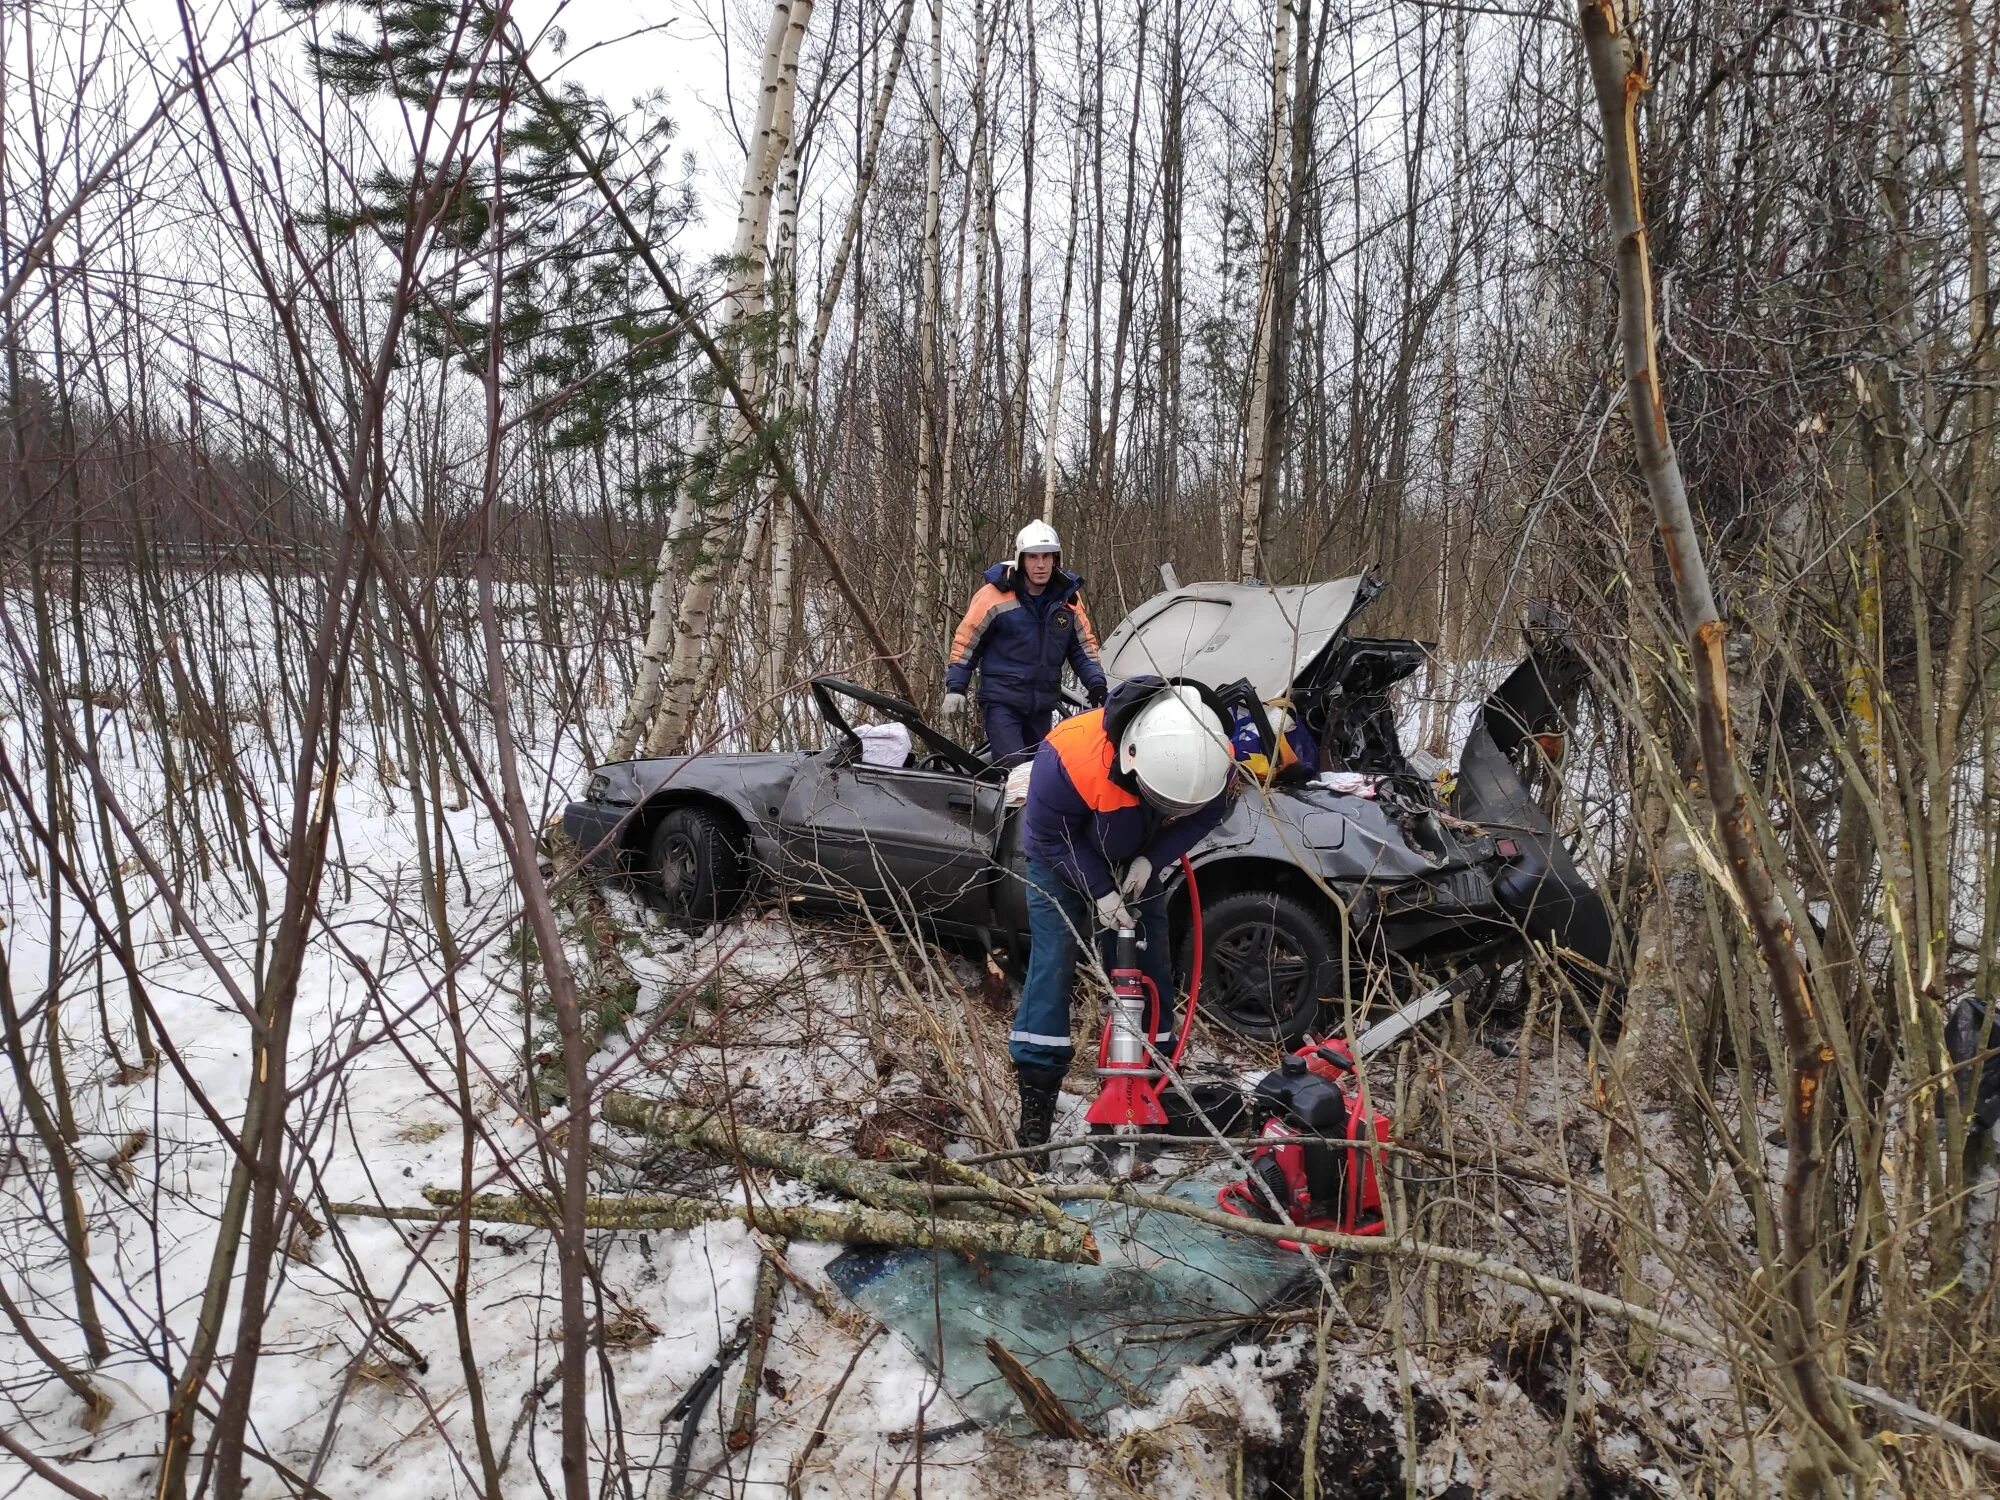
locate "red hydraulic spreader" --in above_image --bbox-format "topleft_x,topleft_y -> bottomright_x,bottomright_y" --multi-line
1084,858 -> 1203,1131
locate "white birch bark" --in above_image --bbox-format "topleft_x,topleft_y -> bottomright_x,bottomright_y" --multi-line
645,0 -> 814,756
1011,0 -> 1039,492
760,129 -> 804,738
1235,0 -> 1294,582
609,1 -> 797,760
867,295 -> 889,540
696,500 -> 772,721
911,0 -> 947,667
1041,99 -> 1084,526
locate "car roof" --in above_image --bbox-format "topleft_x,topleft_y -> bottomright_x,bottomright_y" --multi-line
1098,576 -> 1372,700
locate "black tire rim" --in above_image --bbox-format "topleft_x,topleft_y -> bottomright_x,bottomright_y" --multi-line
1206,918 -> 1312,1033
654,830 -> 703,916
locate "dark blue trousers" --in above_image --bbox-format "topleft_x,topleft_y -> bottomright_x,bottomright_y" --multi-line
981,702 -> 1053,765
1009,858 -> 1176,1072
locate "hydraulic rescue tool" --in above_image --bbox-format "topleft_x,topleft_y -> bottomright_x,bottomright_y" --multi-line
1084,858 -> 1203,1131
1217,964 -> 1485,1250
1075,730 -> 1490,1254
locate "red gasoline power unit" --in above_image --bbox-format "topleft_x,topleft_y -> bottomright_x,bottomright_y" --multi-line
1218,1039 -> 1391,1251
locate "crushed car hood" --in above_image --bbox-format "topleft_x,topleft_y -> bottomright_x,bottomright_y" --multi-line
1099,576 -> 1375,699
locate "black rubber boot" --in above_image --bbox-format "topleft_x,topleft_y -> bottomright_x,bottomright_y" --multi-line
1014,1066 -> 1067,1154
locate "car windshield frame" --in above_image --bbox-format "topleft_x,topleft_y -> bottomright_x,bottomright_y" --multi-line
808,677 -> 993,778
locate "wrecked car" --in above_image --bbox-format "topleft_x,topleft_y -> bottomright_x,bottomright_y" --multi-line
563,573 -> 1613,1042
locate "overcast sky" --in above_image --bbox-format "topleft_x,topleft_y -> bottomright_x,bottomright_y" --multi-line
115,0 -> 751,256
508,0 -> 745,256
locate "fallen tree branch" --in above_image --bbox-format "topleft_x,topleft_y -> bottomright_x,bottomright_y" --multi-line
985,1337 -> 1091,1441
331,1191 -> 1098,1263
729,1243 -> 784,1450
601,1092 -> 964,1218
877,1136 -> 1074,1237
1832,1376 -> 2000,1467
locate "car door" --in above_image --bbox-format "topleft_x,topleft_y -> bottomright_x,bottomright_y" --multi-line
777,751 -> 1004,927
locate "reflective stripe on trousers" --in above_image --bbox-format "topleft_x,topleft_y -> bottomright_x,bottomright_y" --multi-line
1008,856 -> 1177,1073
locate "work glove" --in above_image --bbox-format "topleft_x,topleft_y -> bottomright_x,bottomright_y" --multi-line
1095,889 -> 1136,931
1087,682 -> 1107,707
940,691 -> 967,720
1118,856 -> 1153,902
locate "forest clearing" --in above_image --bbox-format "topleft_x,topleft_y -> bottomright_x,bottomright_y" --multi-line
1,0 -> 1997,1495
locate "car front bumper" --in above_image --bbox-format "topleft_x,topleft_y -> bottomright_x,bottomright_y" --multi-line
561,799 -> 635,869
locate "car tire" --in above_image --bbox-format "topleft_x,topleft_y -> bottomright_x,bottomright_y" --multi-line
642,805 -> 744,931
1182,890 -> 1334,1044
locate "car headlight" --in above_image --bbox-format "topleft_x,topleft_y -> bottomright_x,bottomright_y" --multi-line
585,772 -> 610,802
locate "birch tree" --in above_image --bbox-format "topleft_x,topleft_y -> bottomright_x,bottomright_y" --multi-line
1040,59 -> 1084,526
608,0 -> 810,759
644,0 -> 817,755
912,0 -> 947,675
1235,0 -> 1294,581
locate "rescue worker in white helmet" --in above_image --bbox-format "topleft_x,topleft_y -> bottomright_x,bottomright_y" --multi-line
941,521 -> 1108,763
1007,678 -> 1238,1150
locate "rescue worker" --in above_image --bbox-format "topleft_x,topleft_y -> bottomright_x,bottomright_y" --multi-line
1008,678 -> 1238,1150
941,521 -> 1108,763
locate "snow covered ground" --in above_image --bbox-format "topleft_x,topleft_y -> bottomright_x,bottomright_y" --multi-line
0,571 -> 1325,1498
0,570 -> 1812,1498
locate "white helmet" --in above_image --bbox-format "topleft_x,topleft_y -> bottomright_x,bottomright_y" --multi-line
1117,684 -> 1233,816
1014,520 -> 1062,558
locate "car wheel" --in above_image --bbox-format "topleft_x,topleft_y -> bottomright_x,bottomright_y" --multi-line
642,805 -> 743,930
1182,890 -> 1333,1044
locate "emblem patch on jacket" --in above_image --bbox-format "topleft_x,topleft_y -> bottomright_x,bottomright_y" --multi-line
1053,609 -> 1072,629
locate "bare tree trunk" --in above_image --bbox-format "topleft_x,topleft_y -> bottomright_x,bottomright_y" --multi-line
912,0 -> 946,679
1158,0 -> 1185,518
1255,0 -> 1323,582
606,472 -> 699,762
802,0 -> 918,386
1927,0 -> 1996,981
1236,0 -> 1294,581
1096,0 -> 1150,517
474,333 -> 601,1500
0,948 -> 108,1367
1012,0 -> 1039,496
649,0 -> 813,755
758,113 -> 807,740
619,0 -> 797,758
1427,4 -> 1466,693
941,0 -> 995,634
1041,77 -> 1084,526
1578,0 -> 1864,1470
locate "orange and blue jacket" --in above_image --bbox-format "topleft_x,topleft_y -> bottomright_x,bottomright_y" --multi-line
1022,687 -> 1232,899
944,563 -> 1107,713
